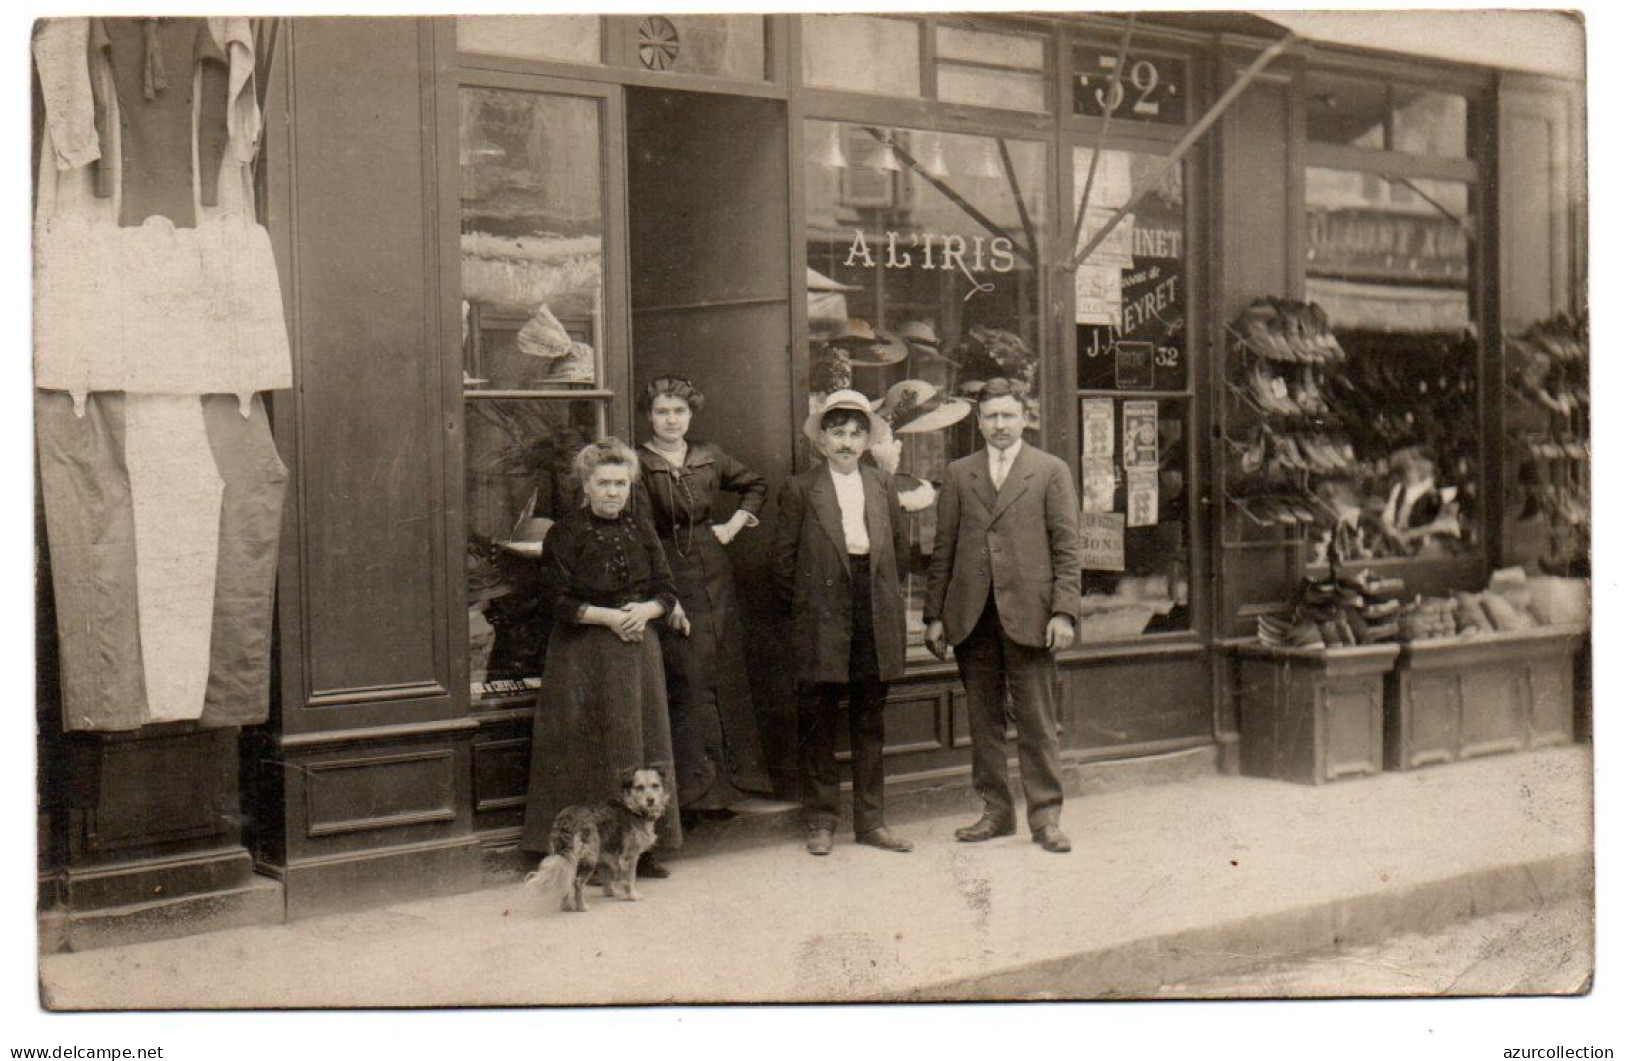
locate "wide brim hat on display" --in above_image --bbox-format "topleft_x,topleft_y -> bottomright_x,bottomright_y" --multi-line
802,387 -> 891,447
872,378 -> 972,434
467,549 -> 513,604
897,320 -> 959,366
497,515 -> 554,558
828,318 -> 908,367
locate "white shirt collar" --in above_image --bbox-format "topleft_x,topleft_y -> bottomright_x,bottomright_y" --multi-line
829,464 -> 863,480
990,439 -> 1023,464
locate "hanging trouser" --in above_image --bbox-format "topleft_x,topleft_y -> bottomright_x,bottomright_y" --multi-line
37,389 -> 287,731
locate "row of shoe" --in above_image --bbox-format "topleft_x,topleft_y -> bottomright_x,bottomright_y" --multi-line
1398,596 -> 1459,642
1233,492 -> 1325,529
1293,572 -> 1405,647
1243,361 -> 1336,422
1523,437 -> 1588,462
1233,426 -> 1357,479
1235,298 -> 1346,364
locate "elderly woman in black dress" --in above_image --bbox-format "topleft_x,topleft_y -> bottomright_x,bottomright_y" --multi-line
520,437 -> 687,875
635,377 -> 772,823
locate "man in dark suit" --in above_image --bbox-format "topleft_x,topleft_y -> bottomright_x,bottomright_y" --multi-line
924,378 -> 1082,853
772,390 -> 914,857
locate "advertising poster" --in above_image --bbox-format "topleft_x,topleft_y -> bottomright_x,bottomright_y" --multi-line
1078,511 -> 1126,571
1081,458 -> 1117,514
1081,398 -> 1114,460
1123,400 -> 1159,467
1127,468 -> 1159,528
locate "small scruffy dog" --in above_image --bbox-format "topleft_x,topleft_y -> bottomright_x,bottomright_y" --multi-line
526,767 -> 670,912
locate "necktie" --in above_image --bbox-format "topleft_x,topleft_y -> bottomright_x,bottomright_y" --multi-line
992,450 -> 1008,490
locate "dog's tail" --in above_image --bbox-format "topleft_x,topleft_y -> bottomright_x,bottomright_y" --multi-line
523,854 -> 575,911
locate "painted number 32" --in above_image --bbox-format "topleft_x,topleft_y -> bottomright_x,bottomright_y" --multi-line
1155,345 -> 1180,369
1090,58 -> 1161,118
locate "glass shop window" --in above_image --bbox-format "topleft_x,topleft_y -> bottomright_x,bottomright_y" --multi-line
460,87 -> 611,701
804,119 -> 1047,648
935,23 -> 1048,114
630,15 -> 766,80
1303,167 -> 1479,564
1072,147 -> 1192,637
801,15 -> 923,98
1306,74 -> 1468,159
456,16 -> 604,66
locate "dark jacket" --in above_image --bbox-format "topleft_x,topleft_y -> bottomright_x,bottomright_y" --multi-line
924,443 -> 1083,648
771,462 -> 909,684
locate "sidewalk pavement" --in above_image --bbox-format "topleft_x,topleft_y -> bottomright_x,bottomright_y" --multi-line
39,745 -> 1592,1007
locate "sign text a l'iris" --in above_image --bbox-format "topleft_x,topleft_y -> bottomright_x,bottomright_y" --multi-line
843,229 -> 1017,301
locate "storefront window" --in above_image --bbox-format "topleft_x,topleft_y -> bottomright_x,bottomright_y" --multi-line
1073,147 -> 1191,636
804,119 -> 1047,646
801,15 -> 923,98
633,15 -> 765,80
1306,75 -> 1468,159
1304,167 -> 1479,563
935,24 -> 1047,113
456,16 -> 603,65
461,87 -> 610,699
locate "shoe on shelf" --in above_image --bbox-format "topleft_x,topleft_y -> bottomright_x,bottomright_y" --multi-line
637,852 -> 671,879
1032,824 -> 1073,853
856,827 -> 914,853
805,826 -> 834,856
954,814 -> 1016,843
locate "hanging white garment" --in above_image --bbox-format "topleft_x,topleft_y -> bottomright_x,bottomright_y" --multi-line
125,394 -> 225,722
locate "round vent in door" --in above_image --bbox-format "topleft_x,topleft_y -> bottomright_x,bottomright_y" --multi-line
637,17 -> 680,71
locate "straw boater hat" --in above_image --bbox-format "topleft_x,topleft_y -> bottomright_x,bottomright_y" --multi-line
828,318 -> 908,367
802,388 -> 890,446
871,379 -> 971,434
896,320 -> 959,366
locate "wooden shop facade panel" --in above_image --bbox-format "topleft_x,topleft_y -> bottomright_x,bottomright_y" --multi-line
258,18 -> 482,917
1232,643 -> 1397,785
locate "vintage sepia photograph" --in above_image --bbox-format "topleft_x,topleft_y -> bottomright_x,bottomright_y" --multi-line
15,3 -> 1606,1044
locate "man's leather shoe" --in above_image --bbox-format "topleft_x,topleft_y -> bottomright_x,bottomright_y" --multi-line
637,852 -> 671,878
856,827 -> 914,853
806,826 -> 834,856
954,814 -> 1016,842
1032,824 -> 1072,853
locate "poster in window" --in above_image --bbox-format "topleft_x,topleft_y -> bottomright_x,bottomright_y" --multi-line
1078,511 -> 1126,571
1081,458 -> 1116,514
1123,400 -> 1158,468
1081,398 -> 1114,460
1127,468 -> 1159,528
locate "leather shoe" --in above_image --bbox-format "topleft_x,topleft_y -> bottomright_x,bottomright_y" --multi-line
856,827 -> 914,853
954,814 -> 1016,843
1032,824 -> 1072,853
637,852 -> 671,878
805,826 -> 834,856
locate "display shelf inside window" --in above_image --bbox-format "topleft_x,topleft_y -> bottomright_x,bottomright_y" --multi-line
1222,298 -> 1356,551
1505,315 -> 1588,576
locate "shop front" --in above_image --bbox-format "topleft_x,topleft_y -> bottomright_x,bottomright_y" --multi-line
35,13 -> 1587,931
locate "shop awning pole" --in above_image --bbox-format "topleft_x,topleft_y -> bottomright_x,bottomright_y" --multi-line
1069,14 -> 1137,256
1070,32 -> 1297,272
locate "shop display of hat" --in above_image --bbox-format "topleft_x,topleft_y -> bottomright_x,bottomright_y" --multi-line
871,379 -> 971,434
802,387 -> 891,446
497,515 -> 554,558
897,320 -> 959,366
809,347 -> 855,394
827,318 -> 908,366
467,547 -> 513,604
894,472 -> 939,512
951,325 -> 1038,393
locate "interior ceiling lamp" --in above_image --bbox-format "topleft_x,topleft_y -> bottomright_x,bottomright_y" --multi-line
915,132 -> 949,179
866,132 -> 904,174
811,123 -> 849,169
966,137 -> 1004,180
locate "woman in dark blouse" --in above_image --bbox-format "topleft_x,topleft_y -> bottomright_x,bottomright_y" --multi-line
636,378 -> 772,820
520,438 -> 688,871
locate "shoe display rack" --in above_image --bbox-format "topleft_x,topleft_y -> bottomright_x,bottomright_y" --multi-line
1505,314 -> 1588,574
1220,297 -> 1354,545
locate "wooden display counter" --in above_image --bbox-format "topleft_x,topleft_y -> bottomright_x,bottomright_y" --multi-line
1227,642 -> 1400,785
1385,626 -> 1586,771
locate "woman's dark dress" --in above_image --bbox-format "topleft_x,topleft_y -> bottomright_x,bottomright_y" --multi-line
520,505 -> 683,853
636,442 -> 772,809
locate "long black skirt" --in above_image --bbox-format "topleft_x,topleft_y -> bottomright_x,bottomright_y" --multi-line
519,622 -> 681,854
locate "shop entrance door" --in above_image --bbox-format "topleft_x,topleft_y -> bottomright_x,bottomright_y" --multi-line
624,87 -> 798,793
